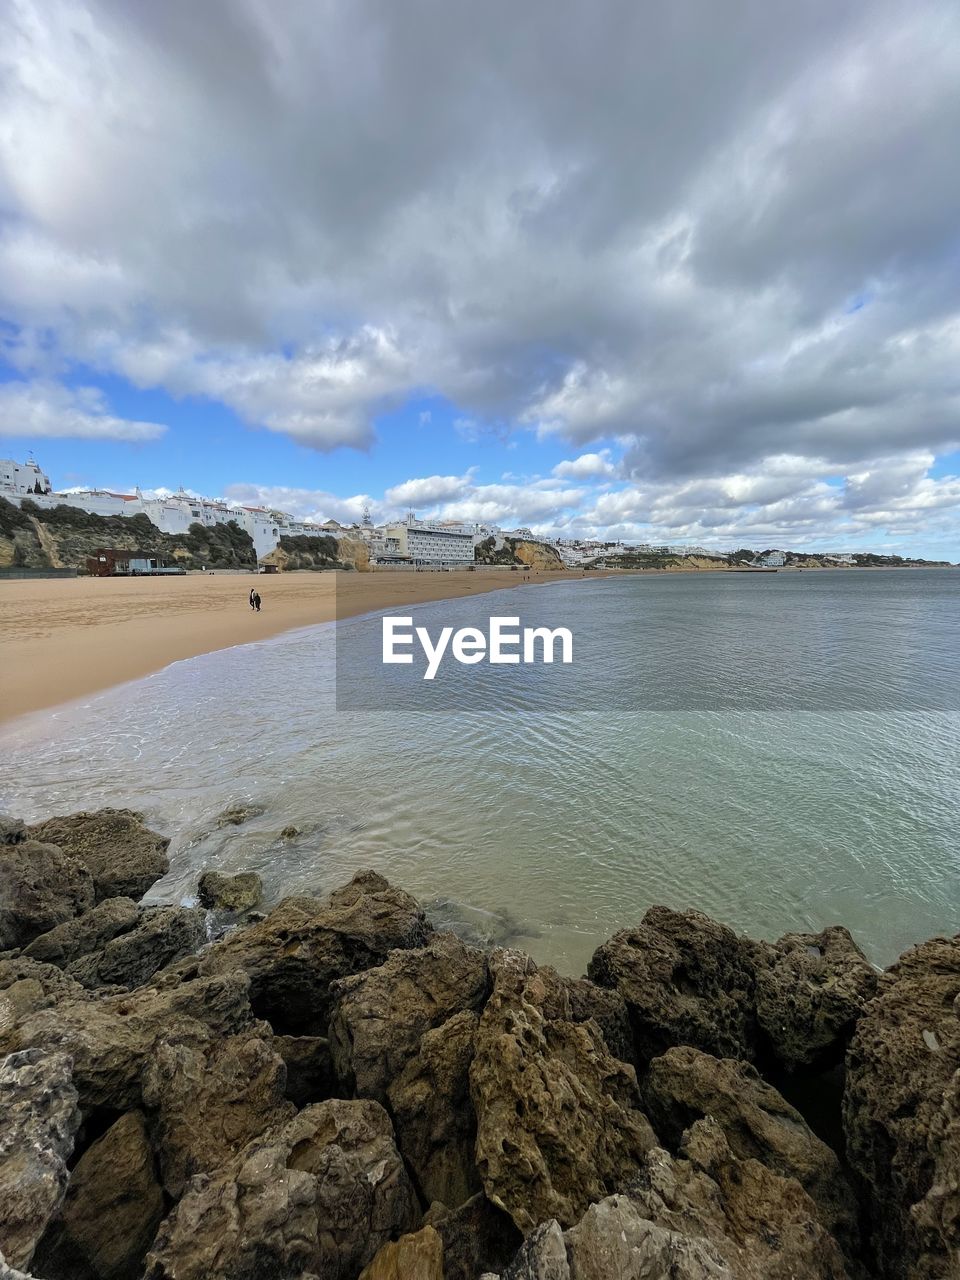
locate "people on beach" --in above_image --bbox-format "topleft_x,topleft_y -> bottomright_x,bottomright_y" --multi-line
249,588 -> 255,610
253,591 -> 262,612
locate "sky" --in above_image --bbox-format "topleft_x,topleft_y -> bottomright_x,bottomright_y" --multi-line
1,0 -> 960,556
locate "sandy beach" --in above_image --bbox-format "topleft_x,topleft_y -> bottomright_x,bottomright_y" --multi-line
0,568 -> 583,723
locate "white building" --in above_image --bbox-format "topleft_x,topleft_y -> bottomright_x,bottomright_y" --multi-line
1,457 -> 52,497
383,514 -> 475,564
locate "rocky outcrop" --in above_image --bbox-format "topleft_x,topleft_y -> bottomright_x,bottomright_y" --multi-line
358,1226 -> 444,1280
489,1119 -> 850,1280
274,1033 -> 336,1108
35,1110 -> 163,1280
0,955 -> 90,1027
844,934 -> 960,1278
753,926 -> 878,1070
588,907 -> 759,1066
142,1032 -> 294,1197
0,816 -> 25,845
65,905 -> 205,990
0,1049 -> 80,1272
0,841 -> 94,949
198,870 -> 431,1033
144,1100 -> 419,1280
197,870 -> 262,912
0,968 -> 255,1109
470,949 -> 656,1232
389,1009 -> 481,1208
589,910 -> 878,1075
23,897 -> 140,967
26,809 -> 170,902
330,931 -> 488,1099
424,1194 -> 522,1280
644,1045 -> 861,1261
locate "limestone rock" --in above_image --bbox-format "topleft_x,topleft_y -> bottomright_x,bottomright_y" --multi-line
142,1033 -> 294,1197
197,870 -> 262,912
497,1220 -> 570,1280
754,926 -> 878,1070
66,906 -> 205,990
26,809 -> 169,902
274,1034 -> 336,1108
0,956 -> 90,1031
37,1110 -> 163,1280
0,816 -> 25,845
557,975 -> 633,1065
423,1193 -> 522,1280
0,841 -> 94,949
588,907 -> 759,1066
388,1009 -> 481,1208
0,968 -> 255,1109
0,1249 -> 34,1280
215,803 -> 265,827
23,897 -> 140,968
358,1226 -> 444,1280
0,1049 -> 80,1271
644,1045 -> 860,1260
470,949 -> 656,1232
197,870 -> 431,1033
330,931 -> 488,1099
844,934 -> 960,1278
144,1099 -> 419,1280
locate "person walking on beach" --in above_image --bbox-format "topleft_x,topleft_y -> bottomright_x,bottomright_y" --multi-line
253,591 -> 262,612
249,588 -> 256,610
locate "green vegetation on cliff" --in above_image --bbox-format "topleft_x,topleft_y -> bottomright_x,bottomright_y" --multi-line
0,497 -> 256,572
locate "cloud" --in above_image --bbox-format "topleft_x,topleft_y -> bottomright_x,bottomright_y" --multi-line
552,450 -> 616,479
1,0 -> 960,548
385,471 -> 475,507
0,379 -> 166,441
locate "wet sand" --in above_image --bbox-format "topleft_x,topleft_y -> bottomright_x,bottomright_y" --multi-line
0,569 -> 582,723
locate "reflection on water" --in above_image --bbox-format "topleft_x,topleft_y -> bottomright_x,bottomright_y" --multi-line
1,572 -> 958,974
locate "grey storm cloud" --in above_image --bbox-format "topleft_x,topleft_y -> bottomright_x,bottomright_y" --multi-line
1,0 -> 960,548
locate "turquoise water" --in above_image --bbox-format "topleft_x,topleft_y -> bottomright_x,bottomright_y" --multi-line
2,570 -> 958,974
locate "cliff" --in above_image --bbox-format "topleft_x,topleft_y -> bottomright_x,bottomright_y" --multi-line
1,807 -> 956,1280
475,535 -> 563,569
0,497 -> 256,573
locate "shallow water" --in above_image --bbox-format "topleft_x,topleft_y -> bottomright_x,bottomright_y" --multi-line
2,569 -> 958,974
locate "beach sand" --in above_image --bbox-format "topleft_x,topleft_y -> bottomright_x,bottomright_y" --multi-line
0,568 -> 582,723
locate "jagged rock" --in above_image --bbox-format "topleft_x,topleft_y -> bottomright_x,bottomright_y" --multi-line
26,809 -> 169,902
470,949 -> 656,1232
197,870 -> 431,1033
144,1099 -> 419,1280
844,934 -> 960,1278
0,1249 -> 34,1280
0,817 -> 25,846
564,1195 -> 731,1279
23,897 -> 140,967
556,975 -> 633,1065
0,968 -> 255,1109
495,1220 -> 569,1280
754,926 -> 878,1070
197,870 -> 262,913
0,841 -> 94,949
215,803 -> 265,827
644,1045 -> 861,1260
423,1193 -> 522,1280
274,1034 -> 336,1108
0,1050 -> 80,1271
330,931 -> 488,1099
142,1033 -> 294,1197
389,1009 -> 481,1208
0,957 -> 90,1030
66,906 -> 205,990
358,1226 -> 444,1279
628,1119 -> 850,1278
588,907 -> 759,1066
35,1110 -> 163,1280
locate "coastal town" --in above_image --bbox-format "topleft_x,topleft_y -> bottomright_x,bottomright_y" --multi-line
1,455 -> 931,575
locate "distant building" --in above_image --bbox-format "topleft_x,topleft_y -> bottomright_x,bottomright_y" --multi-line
383,513 -> 475,564
759,550 -> 787,567
1,457 -> 52,496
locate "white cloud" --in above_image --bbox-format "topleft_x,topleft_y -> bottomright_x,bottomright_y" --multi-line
0,380 -> 166,441
552,450 -> 617,479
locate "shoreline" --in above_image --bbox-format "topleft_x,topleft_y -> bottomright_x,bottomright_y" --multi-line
0,568 -> 588,724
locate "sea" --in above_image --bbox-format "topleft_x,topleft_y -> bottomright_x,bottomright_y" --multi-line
2,568 -> 958,976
